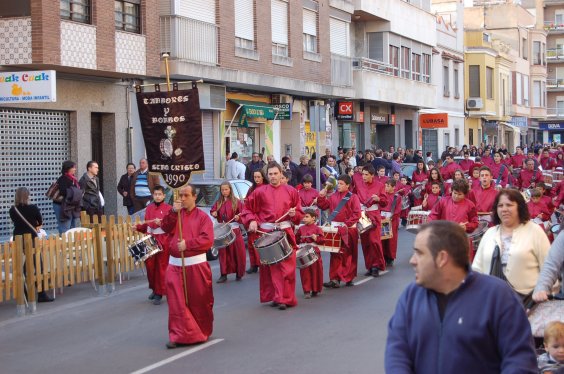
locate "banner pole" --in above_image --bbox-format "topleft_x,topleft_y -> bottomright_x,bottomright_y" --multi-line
175,189 -> 189,306
162,53 -> 171,92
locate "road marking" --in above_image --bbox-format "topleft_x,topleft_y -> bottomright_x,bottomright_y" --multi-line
353,270 -> 389,286
130,338 -> 224,374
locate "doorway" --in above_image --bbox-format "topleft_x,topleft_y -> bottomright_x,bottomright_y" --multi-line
91,113 -> 104,193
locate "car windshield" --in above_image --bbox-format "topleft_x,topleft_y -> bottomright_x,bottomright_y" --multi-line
195,185 -> 221,207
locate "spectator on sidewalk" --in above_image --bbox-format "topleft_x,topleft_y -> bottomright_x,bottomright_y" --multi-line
117,163 -> 136,215
79,161 -> 104,219
130,158 -> 160,213
225,152 -> 246,180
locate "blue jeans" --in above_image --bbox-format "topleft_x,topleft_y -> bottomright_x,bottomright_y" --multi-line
127,205 -> 135,215
52,202 -> 80,234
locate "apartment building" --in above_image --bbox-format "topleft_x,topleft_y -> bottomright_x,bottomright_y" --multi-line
540,0 -> 564,143
464,1 -> 547,149
0,0 -> 159,237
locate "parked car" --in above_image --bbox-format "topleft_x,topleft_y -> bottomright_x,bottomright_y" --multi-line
132,179 -> 252,261
400,163 -> 417,180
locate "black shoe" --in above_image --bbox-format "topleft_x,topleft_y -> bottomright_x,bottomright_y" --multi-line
153,294 -> 162,305
345,281 -> 355,287
270,301 -> 279,307
246,266 -> 258,274
364,270 -> 372,276
371,268 -> 380,277
37,291 -> 54,303
311,291 -> 319,297
148,292 -> 155,300
216,275 -> 227,284
323,280 -> 340,289
278,304 -> 287,310
166,341 -> 178,349
236,275 -> 242,281
385,259 -> 394,267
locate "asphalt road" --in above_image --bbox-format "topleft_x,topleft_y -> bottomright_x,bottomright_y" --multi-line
0,229 -> 417,374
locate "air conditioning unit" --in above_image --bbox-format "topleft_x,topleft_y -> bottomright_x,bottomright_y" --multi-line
198,84 -> 226,110
467,97 -> 483,110
271,94 -> 292,104
483,32 -> 492,43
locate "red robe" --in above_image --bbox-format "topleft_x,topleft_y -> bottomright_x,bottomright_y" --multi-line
136,202 -> 172,296
244,185 -> 264,268
482,156 -> 494,168
458,159 -> 474,174
299,187 -> 319,208
511,154 -> 526,169
382,192 -> 403,261
210,199 -> 246,278
489,162 -> 510,187
241,184 -> 304,306
528,200 -> 551,222
296,224 -> 324,293
517,169 -> 544,190
440,162 -> 461,180
411,170 -> 429,185
376,175 -> 388,185
355,179 -> 388,271
541,195 -> 555,215
468,184 -> 498,215
470,177 -> 481,190
161,207 -> 214,345
397,184 -> 412,219
316,190 -> 361,283
351,171 -> 363,193
422,193 -> 442,211
425,181 -> 449,197
540,156 -> 557,171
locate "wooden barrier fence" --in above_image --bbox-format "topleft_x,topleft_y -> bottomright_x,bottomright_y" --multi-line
0,212 -> 145,314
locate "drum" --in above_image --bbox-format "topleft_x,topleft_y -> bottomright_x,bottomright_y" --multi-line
543,172 -> 554,187
296,244 -> 319,269
521,189 -> 532,203
551,224 -> 561,235
467,221 -> 489,249
254,231 -> 293,265
512,167 -> 521,180
381,219 -> 392,240
477,212 -> 492,224
412,185 -> 424,200
406,210 -> 431,234
401,195 -> 410,210
128,235 -> 163,264
213,222 -> 236,249
357,211 -> 373,234
554,171 -> 563,181
319,225 -> 342,253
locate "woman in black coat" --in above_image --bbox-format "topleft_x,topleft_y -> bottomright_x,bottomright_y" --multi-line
117,163 -> 136,215
52,160 -> 82,234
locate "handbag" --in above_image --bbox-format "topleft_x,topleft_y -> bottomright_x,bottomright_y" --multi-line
46,181 -> 63,203
12,206 -> 41,235
489,243 -> 534,308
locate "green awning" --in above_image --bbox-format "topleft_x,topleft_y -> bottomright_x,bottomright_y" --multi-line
230,99 -> 277,127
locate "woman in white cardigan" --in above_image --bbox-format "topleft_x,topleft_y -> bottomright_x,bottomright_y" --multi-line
472,188 -> 551,297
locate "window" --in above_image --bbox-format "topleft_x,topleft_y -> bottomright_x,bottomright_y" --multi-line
389,46 -> 399,76
412,53 -> 421,81
533,80 -> 541,107
516,72 -> 522,105
401,46 -> 411,79
533,41 -> 541,65
523,75 -> 529,106
469,65 -> 480,97
368,33 -> 384,62
522,38 -> 528,60
271,0 -> 289,57
443,63 -> 449,96
542,42 -> 546,65
469,128 -> 474,145
556,13 -> 564,26
329,17 -> 349,56
558,100 -> 564,116
115,0 -> 140,33
422,53 -> 431,83
455,128 -> 460,147
486,66 -> 493,99
235,0 -> 255,50
61,0 -> 90,23
303,8 -> 317,53
453,65 -> 460,98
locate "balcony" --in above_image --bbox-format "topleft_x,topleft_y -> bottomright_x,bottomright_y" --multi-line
331,54 -> 353,87
547,48 -> 564,62
546,107 -> 564,118
547,78 -> 564,91
544,21 -> 564,34
352,57 -> 435,108
159,15 -> 218,66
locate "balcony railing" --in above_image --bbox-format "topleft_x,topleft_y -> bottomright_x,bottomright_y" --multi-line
547,48 -> 564,61
352,57 -> 394,76
331,54 -> 353,87
160,15 -> 218,65
544,21 -> 564,32
546,108 -> 564,117
547,78 -> 564,89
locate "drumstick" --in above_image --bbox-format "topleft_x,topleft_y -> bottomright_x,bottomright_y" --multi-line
275,207 -> 295,223
255,229 -> 276,236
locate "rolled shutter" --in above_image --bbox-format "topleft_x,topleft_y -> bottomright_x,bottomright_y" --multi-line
303,9 -> 316,36
271,0 -> 288,45
177,0 -> 215,24
235,0 -> 254,41
330,17 -> 349,56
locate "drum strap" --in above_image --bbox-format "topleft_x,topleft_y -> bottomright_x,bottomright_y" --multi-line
496,164 -> 506,186
328,192 -> 352,223
391,194 -> 398,214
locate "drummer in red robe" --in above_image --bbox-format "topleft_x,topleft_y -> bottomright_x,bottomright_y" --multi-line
210,181 -> 246,283
528,188 -> 552,224
381,179 -> 403,266
540,148 -> 558,171
429,179 -> 479,260
517,158 -> 544,190
459,152 -> 474,174
298,174 -> 319,209
133,185 -> 171,305
240,162 -> 304,310
397,175 -> 412,227
510,146 -> 527,171
489,152 -> 510,187
469,166 -> 481,190
351,165 -> 364,193
468,166 -> 498,226
295,209 -> 325,298
316,174 -> 361,288
161,184 -> 214,348
376,165 -> 388,184
411,161 -> 428,207
245,169 -> 267,274
440,154 -> 461,181
422,181 -> 442,211
354,164 -> 388,277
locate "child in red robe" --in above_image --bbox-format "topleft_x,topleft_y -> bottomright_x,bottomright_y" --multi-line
295,209 -> 325,298
422,181 -> 442,211
382,179 -> 403,266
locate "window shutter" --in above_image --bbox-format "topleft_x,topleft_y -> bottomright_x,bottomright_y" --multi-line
271,0 -> 288,45
177,0 -> 216,24
235,0 -> 254,40
330,17 -> 349,56
303,8 -> 316,36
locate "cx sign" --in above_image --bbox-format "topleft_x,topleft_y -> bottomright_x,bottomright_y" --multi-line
336,101 -> 354,120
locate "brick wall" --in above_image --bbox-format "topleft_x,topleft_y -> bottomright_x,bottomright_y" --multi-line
143,0 -> 160,77
93,0 -> 116,71
31,0 -> 60,64
218,0 -> 332,86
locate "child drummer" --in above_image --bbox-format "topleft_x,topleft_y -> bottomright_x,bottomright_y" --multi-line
295,209 -> 325,298
382,179 -> 403,267
133,185 -> 171,305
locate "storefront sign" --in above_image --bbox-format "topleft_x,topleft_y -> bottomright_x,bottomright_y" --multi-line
336,101 -> 353,120
356,111 -> 364,122
539,122 -> 564,130
419,113 -> 448,129
304,122 -> 316,157
272,103 -> 292,120
239,104 -> 276,127
371,113 -> 388,124
510,116 -> 528,128
0,70 -> 56,103
136,88 -> 205,188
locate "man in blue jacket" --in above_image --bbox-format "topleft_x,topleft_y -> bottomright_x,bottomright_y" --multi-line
385,220 -> 537,374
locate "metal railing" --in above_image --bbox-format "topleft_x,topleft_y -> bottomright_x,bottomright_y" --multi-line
547,78 -> 564,89
331,53 -> 353,87
547,48 -> 564,60
544,20 -> 564,32
159,15 -> 218,65
352,57 -> 394,76
546,108 -> 564,117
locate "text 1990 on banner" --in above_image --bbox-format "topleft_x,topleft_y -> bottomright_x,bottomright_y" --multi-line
136,88 -> 205,188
